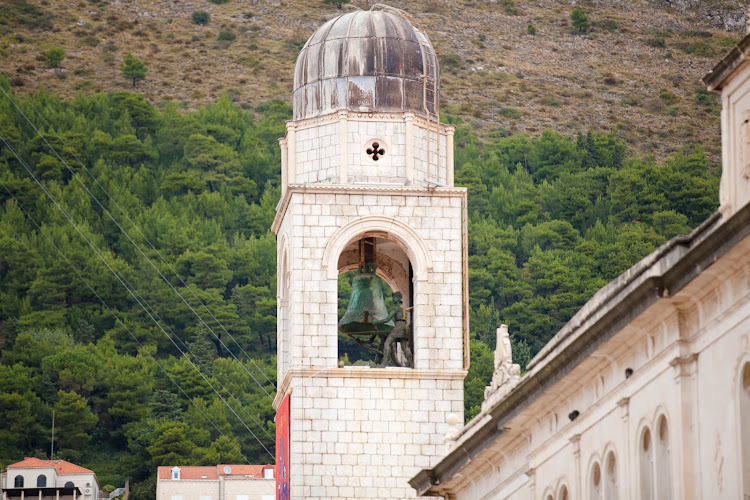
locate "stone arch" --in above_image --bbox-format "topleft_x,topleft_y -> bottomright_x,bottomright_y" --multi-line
638,423 -> 655,500
337,249 -> 409,296
654,413 -> 671,500
556,481 -> 570,500
603,449 -> 618,500
322,215 -> 432,280
277,238 -> 290,377
277,235 -> 290,299
587,456 -> 602,500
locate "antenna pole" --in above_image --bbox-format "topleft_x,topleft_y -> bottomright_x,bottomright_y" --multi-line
50,409 -> 55,459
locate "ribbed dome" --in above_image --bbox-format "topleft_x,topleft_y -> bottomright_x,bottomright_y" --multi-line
293,10 -> 439,121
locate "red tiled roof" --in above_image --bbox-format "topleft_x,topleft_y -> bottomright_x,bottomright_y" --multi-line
217,464 -> 273,478
7,458 -> 93,474
157,465 -> 274,480
157,467 -> 218,480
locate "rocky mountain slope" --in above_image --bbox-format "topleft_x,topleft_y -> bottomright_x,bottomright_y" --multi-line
2,0 -> 748,161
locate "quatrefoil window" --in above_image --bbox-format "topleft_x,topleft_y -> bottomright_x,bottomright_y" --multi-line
366,142 -> 385,161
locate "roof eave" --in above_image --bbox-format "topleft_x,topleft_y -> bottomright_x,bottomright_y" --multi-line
703,32 -> 750,91
413,201 -> 750,495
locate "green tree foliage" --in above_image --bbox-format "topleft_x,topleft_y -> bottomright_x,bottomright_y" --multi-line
0,79 -> 719,491
43,46 -> 65,70
571,8 -> 591,33
121,53 -> 147,87
54,390 -> 98,454
191,10 -> 210,25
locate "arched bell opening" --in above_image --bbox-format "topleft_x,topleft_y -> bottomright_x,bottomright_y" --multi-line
336,234 -> 414,368
277,244 -> 290,378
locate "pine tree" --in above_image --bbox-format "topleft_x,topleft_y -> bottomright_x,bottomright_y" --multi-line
121,53 -> 147,87
571,8 -> 591,33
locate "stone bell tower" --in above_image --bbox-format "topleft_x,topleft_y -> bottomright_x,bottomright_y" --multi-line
271,8 -> 468,499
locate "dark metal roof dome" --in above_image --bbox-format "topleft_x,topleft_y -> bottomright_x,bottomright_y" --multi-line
293,9 -> 439,120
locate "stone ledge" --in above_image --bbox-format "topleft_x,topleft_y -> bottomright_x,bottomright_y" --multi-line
273,368 -> 467,409
272,184 -> 467,233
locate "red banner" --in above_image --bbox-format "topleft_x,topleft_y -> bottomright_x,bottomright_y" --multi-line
275,391 -> 291,500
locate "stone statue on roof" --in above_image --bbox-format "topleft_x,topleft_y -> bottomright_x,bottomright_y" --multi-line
482,325 -> 522,409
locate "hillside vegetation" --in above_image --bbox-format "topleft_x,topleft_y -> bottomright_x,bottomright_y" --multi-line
0,0 -> 745,161
0,0 -> 733,496
0,77 -> 719,495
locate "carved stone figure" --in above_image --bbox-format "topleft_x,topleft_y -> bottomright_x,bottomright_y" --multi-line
483,325 -> 521,408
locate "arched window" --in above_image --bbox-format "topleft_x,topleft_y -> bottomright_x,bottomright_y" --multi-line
590,461 -> 602,500
64,481 -> 74,488
741,362 -> 750,497
14,476 -> 23,488
37,475 -> 47,487
545,495 -> 554,500
639,427 -> 655,500
278,245 -> 290,377
655,416 -> 671,499
604,452 -> 618,500
558,485 -> 569,500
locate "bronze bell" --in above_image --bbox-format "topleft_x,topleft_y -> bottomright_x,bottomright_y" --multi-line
338,266 -> 394,334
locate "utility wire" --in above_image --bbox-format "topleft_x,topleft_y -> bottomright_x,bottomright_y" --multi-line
0,180 -> 262,465
0,79 -> 277,391
0,131 -> 275,460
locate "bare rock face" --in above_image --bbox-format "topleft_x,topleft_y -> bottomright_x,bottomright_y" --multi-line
663,0 -> 748,31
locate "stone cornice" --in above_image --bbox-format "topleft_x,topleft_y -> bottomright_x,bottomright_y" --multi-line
285,110 -> 456,134
703,32 -> 750,91
271,184 -> 467,234
272,367 -> 468,409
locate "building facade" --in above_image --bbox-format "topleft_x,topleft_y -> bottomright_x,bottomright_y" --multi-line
409,30 -> 750,500
272,8 -> 468,499
155,465 -> 274,500
1,458 -> 99,500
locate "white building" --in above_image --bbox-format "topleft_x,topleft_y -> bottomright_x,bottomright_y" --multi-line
1,457 -> 99,500
408,29 -> 750,500
272,7 -> 467,499
155,465 -> 274,500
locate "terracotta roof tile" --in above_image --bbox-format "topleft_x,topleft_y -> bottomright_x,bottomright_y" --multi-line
217,465 -> 273,478
157,465 -> 274,480
157,467 -> 218,480
7,458 -> 94,475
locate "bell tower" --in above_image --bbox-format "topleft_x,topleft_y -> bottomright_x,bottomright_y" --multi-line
272,8 -> 468,499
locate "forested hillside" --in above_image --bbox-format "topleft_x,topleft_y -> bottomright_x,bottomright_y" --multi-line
0,77 -> 718,496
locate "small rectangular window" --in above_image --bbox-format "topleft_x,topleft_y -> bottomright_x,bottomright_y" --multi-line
236,495 -> 249,500
263,469 -> 274,479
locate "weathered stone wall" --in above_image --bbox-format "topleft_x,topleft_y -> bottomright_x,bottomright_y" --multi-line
293,120 -> 341,184
281,112 -> 454,189
275,188 -> 466,380
288,371 -> 464,499
447,234 -> 750,500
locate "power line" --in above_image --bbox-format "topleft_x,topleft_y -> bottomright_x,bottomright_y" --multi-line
0,131 -> 275,460
0,179 -> 261,465
0,79 -> 277,391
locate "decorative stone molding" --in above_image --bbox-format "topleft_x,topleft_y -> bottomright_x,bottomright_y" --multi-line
481,325 -> 521,412
320,214 -> 434,279
270,183 -> 467,233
